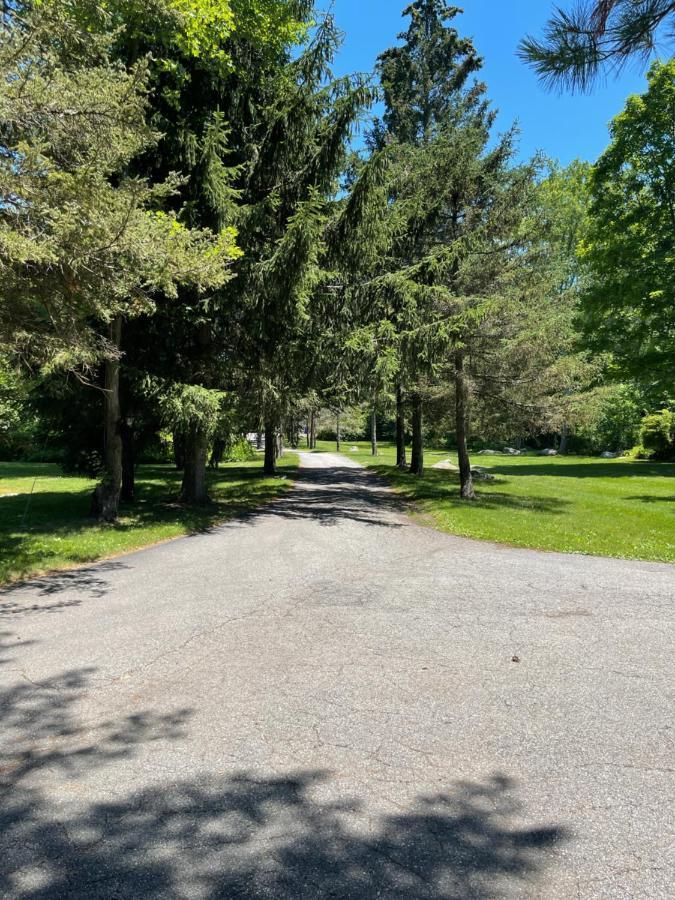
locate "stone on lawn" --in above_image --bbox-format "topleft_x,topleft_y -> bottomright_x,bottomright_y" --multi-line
539,449 -> 558,456
471,466 -> 495,481
433,459 -> 459,471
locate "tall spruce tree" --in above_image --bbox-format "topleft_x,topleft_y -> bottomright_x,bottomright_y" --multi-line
372,1 -> 485,476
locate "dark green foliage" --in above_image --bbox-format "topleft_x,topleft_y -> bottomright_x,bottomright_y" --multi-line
520,0 -> 674,91
638,408 -> 675,459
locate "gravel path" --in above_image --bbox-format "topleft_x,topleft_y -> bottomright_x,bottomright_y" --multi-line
1,451 -> 673,898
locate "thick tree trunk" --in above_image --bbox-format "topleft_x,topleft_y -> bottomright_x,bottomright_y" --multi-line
179,428 -> 210,504
409,393 -> 424,476
336,411 -> 341,452
264,420 -> 277,475
396,385 -> 407,469
455,351 -> 475,500
91,317 -> 123,521
120,419 -> 135,504
371,407 -> 378,456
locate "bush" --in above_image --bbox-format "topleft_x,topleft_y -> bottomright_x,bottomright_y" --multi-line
224,437 -> 257,462
637,409 -> 675,460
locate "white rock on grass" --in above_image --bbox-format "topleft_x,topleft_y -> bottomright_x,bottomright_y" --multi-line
539,449 -> 558,456
432,459 -> 459,471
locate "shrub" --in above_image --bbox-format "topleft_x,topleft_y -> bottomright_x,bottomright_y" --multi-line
224,437 -> 257,462
637,409 -> 675,460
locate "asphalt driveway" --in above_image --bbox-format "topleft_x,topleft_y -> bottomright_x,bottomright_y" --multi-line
1,452 -> 673,898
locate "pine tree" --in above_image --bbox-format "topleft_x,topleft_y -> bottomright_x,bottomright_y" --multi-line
520,0 -> 674,92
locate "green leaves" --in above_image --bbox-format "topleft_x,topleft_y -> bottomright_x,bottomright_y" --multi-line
579,60 -> 675,396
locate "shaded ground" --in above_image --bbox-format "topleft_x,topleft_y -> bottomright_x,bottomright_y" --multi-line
1,453 -> 673,898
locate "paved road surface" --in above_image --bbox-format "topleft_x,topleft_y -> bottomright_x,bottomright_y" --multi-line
1,452 -> 673,898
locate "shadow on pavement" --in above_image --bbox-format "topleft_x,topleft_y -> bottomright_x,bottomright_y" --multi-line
0,644 -> 568,898
231,464 -> 407,530
0,562 -> 129,617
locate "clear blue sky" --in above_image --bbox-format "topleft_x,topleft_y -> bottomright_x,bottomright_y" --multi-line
330,0 -> 651,164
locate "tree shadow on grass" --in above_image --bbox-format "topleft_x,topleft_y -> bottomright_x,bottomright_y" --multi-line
624,494 -> 675,504
487,461 -> 675,480
0,465 -> 296,587
0,643 -> 568,898
371,468 -> 570,516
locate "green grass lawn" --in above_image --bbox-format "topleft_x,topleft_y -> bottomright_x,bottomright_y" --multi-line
323,440 -> 675,562
0,455 -> 297,585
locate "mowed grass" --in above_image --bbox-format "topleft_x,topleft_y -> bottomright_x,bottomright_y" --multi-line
0,455 -> 297,585
323,441 -> 675,562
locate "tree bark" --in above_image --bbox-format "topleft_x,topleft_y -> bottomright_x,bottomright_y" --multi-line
336,411 -> 341,452
455,351 -> 475,500
91,317 -> 123,521
120,419 -> 135,503
173,431 -> 185,470
559,423 -> 570,455
371,407 -> 378,456
264,420 -> 277,475
310,411 -> 317,448
409,393 -> 424,476
179,427 -> 210,504
396,384 -> 407,469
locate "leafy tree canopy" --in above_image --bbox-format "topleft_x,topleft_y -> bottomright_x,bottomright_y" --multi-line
578,59 -> 674,398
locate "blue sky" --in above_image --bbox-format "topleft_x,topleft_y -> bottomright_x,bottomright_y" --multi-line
330,0 -> 652,164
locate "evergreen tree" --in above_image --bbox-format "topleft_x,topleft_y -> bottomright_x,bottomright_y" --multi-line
520,0 -> 674,91
0,1 -> 237,520
371,1 -> 487,476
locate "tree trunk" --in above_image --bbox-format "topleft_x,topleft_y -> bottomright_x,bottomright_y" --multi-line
336,411 -> 341,452
310,411 -> 317,449
559,423 -> 570,455
173,431 -> 185,470
371,407 -> 378,456
91,317 -> 123,521
264,420 -> 277,475
120,419 -> 135,503
179,428 -> 210,504
409,393 -> 424,476
396,385 -> 407,469
455,351 -> 475,500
